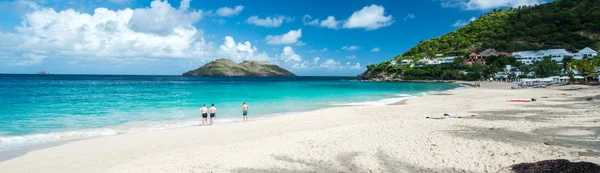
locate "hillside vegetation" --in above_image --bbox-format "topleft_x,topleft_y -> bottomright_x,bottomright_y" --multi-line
183,59 -> 296,76
364,0 -> 600,80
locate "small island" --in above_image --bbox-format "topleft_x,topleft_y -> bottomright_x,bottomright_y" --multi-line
183,58 -> 296,76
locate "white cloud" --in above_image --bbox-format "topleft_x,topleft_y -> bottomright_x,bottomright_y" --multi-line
343,4 -> 394,31
346,55 -> 356,59
351,62 -> 361,69
246,15 -> 293,27
216,5 -> 243,17
303,4 -> 392,31
404,13 -> 415,21
9,53 -> 46,66
317,58 -> 361,70
302,15 -> 319,25
313,57 -> 320,63
0,0 -> 285,65
295,41 -> 306,46
219,36 -> 271,62
265,29 -> 302,45
371,47 -> 380,52
341,46 -> 360,51
309,49 -> 317,53
280,46 -> 302,63
303,15 -> 340,29
440,0 -> 546,10
319,16 -> 340,29
128,0 -> 203,35
320,48 -> 328,52
452,17 -> 477,27
320,59 -> 342,69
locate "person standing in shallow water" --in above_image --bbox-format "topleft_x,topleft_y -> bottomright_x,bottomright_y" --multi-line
242,102 -> 249,122
209,104 -> 216,125
200,104 -> 208,126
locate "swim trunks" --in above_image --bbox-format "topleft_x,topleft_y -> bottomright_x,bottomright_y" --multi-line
210,113 -> 215,118
202,113 -> 208,118
243,110 -> 248,116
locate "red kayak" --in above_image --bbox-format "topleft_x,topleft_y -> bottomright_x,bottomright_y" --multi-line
507,100 -> 531,102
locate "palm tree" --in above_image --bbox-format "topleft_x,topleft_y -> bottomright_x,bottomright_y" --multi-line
567,59 -> 594,76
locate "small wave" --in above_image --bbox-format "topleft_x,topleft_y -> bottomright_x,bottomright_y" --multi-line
330,95 -> 417,106
0,118 -> 241,152
445,84 -> 471,92
395,94 -> 414,97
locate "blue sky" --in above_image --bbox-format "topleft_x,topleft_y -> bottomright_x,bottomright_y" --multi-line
0,0 -> 547,76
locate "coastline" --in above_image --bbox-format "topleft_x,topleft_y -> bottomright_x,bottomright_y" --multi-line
0,83 -> 456,158
1,82 -> 599,172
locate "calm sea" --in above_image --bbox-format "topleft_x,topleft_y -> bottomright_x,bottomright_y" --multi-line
0,74 -> 461,151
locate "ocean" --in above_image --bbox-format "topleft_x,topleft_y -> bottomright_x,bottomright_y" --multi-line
0,74 -> 461,152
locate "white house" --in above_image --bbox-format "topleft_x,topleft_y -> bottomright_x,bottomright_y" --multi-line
390,60 -> 398,66
416,58 -> 441,67
513,47 -> 598,65
399,60 -> 414,65
512,49 -> 572,65
576,47 -> 598,58
436,56 -> 456,64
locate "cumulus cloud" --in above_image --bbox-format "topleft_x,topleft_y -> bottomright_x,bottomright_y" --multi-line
345,55 -> 357,59
0,0 -> 281,65
371,47 -> 380,52
440,0 -> 546,10
320,48 -> 328,52
452,17 -> 477,27
404,13 -> 415,21
216,5 -> 243,17
341,46 -> 360,51
246,15 -> 293,27
265,29 -> 302,45
320,59 -> 342,69
128,0 -> 203,35
303,15 -> 340,29
219,36 -> 271,62
342,4 -> 394,31
303,4 -> 393,31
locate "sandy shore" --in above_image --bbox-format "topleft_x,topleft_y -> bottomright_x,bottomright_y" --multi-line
1,82 -> 599,173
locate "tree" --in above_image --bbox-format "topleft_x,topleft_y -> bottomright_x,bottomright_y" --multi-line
534,57 -> 560,77
568,59 -> 595,75
562,55 -> 574,73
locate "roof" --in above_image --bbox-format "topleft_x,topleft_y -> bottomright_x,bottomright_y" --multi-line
479,49 -> 498,56
469,52 -> 479,57
513,49 -> 572,57
578,47 -> 597,54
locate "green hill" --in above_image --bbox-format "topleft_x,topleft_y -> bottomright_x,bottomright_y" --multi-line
364,0 -> 600,79
183,59 -> 296,76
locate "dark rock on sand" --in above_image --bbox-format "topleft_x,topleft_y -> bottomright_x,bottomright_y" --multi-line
497,159 -> 600,173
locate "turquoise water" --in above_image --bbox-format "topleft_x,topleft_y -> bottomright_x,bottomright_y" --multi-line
0,75 -> 460,150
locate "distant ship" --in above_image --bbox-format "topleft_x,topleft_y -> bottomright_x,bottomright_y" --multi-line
37,71 -> 48,75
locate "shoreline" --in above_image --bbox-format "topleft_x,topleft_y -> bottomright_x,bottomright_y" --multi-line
1,83 -> 598,172
0,84 -> 461,159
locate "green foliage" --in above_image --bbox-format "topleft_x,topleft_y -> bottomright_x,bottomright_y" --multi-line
402,66 -> 465,80
533,57 -> 560,77
401,0 -> 600,57
567,57 -> 598,75
365,0 -> 600,80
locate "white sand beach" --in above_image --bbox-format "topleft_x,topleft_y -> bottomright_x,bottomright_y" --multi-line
1,82 -> 599,173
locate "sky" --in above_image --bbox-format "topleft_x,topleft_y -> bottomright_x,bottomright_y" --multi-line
0,0 -> 548,76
